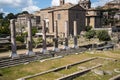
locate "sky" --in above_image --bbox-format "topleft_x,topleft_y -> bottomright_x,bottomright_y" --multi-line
0,0 -> 113,15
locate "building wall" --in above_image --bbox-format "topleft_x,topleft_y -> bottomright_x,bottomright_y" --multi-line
86,10 -> 103,28
52,10 -> 69,34
15,14 -> 39,33
39,5 -> 86,36
69,10 -> 86,35
95,17 -> 102,28
39,10 -> 51,25
89,17 -> 95,28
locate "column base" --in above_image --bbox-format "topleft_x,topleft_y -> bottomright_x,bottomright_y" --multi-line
64,46 -> 70,50
42,49 -> 49,54
53,48 -> 60,52
10,53 -> 19,59
26,51 -> 35,56
73,45 -> 79,49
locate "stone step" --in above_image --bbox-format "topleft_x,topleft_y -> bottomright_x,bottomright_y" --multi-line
0,56 -> 37,68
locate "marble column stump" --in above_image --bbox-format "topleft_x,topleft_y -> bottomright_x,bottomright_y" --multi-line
64,21 -> 70,50
41,20 -> 49,54
26,18 -> 35,56
53,21 -> 60,52
73,21 -> 79,49
10,19 -> 19,58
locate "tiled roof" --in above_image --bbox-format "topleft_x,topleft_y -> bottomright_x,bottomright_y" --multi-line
40,3 -> 81,12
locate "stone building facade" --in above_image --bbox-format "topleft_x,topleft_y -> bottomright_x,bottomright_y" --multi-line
15,14 -> 40,33
103,0 -> 120,9
86,9 -> 103,28
35,0 -> 86,36
79,0 -> 102,28
79,0 -> 91,9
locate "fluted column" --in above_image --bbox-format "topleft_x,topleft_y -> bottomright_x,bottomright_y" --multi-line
10,19 -> 19,58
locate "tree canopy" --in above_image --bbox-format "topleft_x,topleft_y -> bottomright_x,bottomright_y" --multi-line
0,13 -> 4,19
5,13 -> 15,19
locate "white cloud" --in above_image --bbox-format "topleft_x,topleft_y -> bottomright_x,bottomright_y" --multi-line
51,0 -> 113,8
0,0 -> 29,7
0,8 -> 3,13
51,0 -> 79,6
22,0 -> 40,13
91,0 -> 113,7
0,0 -> 40,13
22,6 -> 40,13
0,8 -> 9,16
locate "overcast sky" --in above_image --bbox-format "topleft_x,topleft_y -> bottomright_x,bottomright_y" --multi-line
0,0 -> 113,15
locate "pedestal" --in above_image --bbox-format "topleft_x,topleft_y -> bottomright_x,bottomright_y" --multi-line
26,51 -> 35,56
10,53 -> 19,59
53,48 -> 60,52
42,49 -> 49,54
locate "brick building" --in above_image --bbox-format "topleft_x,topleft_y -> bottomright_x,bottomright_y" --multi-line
79,0 -> 103,28
103,0 -> 120,9
35,0 -> 86,36
15,14 -> 40,33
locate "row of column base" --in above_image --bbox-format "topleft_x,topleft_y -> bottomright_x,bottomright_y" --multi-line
10,46 -> 79,59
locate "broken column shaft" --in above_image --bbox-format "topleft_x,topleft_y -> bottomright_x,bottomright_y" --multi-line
42,20 -> 48,54
10,19 -> 19,58
26,18 -> 35,56
73,21 -> 78,49
64,21 -> 69,50
53,21 -> 59,52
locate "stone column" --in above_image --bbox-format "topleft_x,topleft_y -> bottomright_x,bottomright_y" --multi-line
42,20 -> 49,54
73,21 -> 78,49
53,21 -> 60,52
10,19 -> 19,58
64,21 -> 69,50
26,18 -> 35,56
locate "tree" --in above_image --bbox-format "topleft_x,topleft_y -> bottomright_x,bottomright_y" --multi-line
5,13 -> 15,19
102,8 -> 119,26
97,30 -> 111,41
22,11 -> 29,14
14,11 -> 29,19
0,13 -> 4,19
85,30 -> 96,40
0,19 -> 10,34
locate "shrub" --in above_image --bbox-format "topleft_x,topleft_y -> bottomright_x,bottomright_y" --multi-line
36,37 -> 43,44
32,27 -> 37,36
85,26 -> 92,31
16,36 -> 24,43
85,30 -> 96,40
96,30 -> 111,41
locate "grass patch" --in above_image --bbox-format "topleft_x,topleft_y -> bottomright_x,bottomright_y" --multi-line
0,54 -> 90,80
0,50 -> 120,80
74,61 -> 120,80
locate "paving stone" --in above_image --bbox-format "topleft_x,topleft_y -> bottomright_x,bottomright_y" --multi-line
114,68 -> 120,73
105,71 -> 113,75
93,69 -> 105,75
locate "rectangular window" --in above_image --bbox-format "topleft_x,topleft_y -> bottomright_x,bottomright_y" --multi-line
58,14 -> 61,20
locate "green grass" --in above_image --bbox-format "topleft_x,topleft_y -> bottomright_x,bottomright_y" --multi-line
0,50 -> 120,80
0,54 -> 91,80
74,61 -> 120,80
